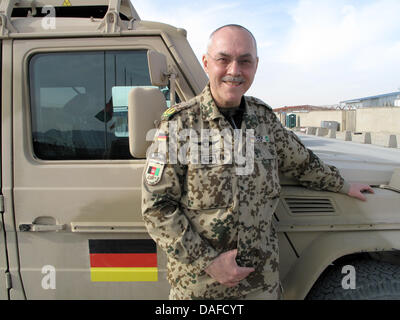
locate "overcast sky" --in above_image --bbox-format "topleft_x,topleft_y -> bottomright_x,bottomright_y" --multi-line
132,0 -> 400,108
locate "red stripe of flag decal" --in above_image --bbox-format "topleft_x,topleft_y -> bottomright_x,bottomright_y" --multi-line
90,253 -> 157,268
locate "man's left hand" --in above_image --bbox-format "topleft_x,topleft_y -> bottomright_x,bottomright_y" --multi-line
347,183 -> 374,201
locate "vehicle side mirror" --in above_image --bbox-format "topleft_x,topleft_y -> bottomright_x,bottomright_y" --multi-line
147,50 -> 168,86
128,87 -> 167,158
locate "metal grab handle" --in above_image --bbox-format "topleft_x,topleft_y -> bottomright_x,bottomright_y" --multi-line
19,223 -> 65,232
71,222 -> 146,233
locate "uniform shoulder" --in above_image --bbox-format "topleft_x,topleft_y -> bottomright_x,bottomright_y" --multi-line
246,96 -> 273,111
160,98 -> 198,121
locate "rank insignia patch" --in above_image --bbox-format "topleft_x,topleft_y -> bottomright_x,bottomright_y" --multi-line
255,135 -> 270,143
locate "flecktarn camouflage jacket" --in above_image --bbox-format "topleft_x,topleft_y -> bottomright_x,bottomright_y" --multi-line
141,84 -> 349,299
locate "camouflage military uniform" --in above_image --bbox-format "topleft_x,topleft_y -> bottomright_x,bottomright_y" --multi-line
141,84 -> 350,300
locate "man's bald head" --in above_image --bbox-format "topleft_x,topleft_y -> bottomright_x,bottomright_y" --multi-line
202,24 -> 259,108
207,24 -> 258,57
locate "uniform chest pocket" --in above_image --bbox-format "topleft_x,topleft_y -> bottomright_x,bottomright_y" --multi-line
185,163 -> 233,210
254,145 -> 280,198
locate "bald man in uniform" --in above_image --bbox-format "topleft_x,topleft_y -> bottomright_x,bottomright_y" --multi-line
141,24 -> 373,300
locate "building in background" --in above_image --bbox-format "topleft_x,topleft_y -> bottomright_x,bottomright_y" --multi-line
340,91 -> 400,109
273,91 -> 400,133
273,105 -> 336,128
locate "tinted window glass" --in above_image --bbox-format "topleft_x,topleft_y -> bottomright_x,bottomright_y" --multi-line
29,50 -> 171,160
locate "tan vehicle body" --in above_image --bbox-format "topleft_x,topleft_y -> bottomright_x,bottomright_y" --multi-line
0,0 -> 399,300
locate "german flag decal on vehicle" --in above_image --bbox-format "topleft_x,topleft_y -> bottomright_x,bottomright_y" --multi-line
89,239 -> 158,282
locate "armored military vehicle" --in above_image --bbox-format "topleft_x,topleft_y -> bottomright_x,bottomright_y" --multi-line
0,0 -> 399,300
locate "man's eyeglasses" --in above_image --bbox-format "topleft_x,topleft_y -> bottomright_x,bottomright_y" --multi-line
207,53 -> 257,69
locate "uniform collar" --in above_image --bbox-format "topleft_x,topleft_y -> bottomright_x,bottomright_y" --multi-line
199,83 -> 224,121
242,98 -> 259,130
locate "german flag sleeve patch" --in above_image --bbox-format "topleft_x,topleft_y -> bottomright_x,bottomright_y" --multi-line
89,239 -> 158,282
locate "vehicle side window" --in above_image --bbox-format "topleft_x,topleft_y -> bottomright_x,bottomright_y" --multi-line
29,50 -> 173,160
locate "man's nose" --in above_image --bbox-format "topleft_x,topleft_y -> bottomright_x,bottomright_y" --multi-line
227,60 -> 241,76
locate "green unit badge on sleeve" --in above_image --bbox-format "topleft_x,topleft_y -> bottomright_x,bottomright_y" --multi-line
161,107 -> 177,120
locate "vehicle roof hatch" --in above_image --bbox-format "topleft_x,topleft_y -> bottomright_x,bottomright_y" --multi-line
0,0 -> 140,36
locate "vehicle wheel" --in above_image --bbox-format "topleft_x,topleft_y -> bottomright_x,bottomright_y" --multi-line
306,258 -> 400,300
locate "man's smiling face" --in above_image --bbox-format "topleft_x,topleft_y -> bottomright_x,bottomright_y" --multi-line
202,26 -> 259,108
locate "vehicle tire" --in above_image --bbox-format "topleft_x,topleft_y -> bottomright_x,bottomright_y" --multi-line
306,258 -> 400,300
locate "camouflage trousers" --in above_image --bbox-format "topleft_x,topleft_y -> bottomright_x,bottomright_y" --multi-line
241,270 -> 282,300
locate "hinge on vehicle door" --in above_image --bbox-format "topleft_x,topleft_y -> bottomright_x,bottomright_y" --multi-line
5,272 -> 12,289
0,195 -> 4,213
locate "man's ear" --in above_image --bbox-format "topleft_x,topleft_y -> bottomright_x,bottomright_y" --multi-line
202,54 -> 209,74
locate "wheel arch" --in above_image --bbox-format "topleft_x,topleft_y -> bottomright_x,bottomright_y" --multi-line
281,230 -> 400,300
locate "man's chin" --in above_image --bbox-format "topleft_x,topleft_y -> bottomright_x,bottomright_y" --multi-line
221,90 -> 246,106
211,84 -> 246,107
218,97 -> 243,107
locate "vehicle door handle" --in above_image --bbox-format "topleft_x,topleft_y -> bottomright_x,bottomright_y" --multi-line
19,223 -> 65,232
19,216 -> 65,232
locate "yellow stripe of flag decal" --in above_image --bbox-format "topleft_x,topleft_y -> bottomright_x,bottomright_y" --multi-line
91,267 -> 158,282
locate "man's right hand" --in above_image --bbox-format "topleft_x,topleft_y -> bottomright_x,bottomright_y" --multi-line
204,249 -> 255,287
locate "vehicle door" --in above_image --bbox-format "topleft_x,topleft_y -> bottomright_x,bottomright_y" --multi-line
11,36 -> 190,299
